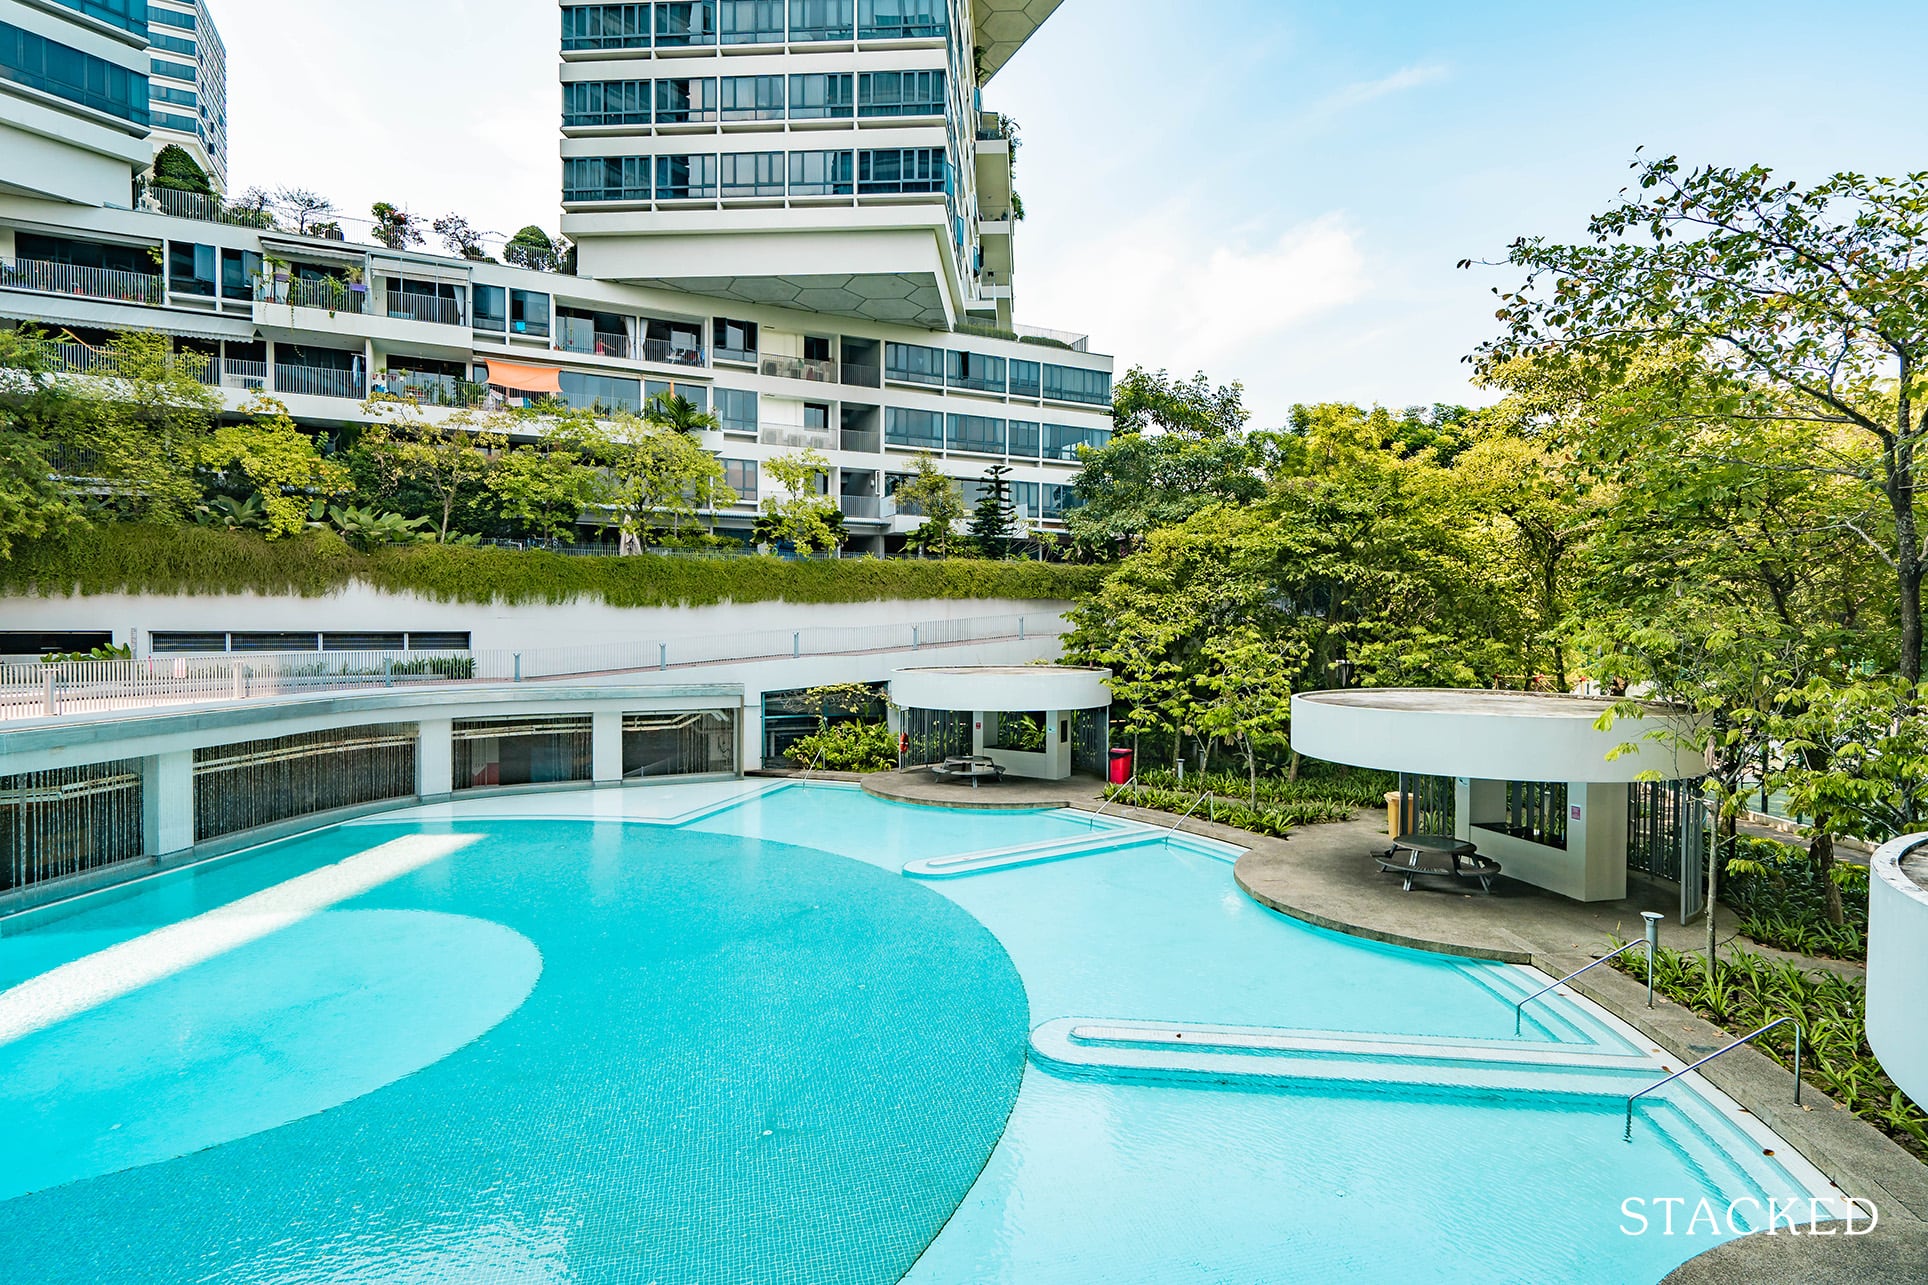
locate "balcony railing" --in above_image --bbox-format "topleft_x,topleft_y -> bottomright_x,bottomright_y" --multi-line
839,496 -> 882,520
388,372 -> 487,408
840,362 -> 882,388
839,431 -> 881,455
759,425 -> 835,450
221,359 -> 268,391
556,317 -> 630,358
256,278 -> 370,314
274,364 -> 366,400
761,354 -> 837,383
386,292 -> 465,326
135,183 -> 277,230
1,259 -> 162,305
47,341 -> 216,386
642,337 -> 706,367
713,345 -> 757,365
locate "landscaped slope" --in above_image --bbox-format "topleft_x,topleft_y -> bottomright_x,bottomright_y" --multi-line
0,526 -> 1105,609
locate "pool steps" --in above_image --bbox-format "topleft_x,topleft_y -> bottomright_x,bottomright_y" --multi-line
1030,1017 -> 1669,1098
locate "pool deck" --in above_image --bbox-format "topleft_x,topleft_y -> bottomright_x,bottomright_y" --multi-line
853,772 -> 1928,1255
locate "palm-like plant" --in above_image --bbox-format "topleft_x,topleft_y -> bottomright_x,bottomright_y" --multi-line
643,391 -> 720,435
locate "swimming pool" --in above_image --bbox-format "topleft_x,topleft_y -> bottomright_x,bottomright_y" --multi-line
0,782 -> 1836,1282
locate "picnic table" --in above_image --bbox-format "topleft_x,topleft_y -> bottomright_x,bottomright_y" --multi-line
1376,833 -> 1502,894
929,756 -> 1007,789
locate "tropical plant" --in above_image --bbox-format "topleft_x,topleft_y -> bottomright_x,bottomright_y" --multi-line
785,721 -> 897,773
433,213 -> 490,261
895,454 -> 965,558
149,143 -> 212,195
502,226 -> 562,272
758,449 -> 842,555
324,504 -> 433,550
369,201 -> 424,251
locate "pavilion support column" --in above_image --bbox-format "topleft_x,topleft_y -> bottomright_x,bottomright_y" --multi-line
592,710 -> 624,785
142,751 -> 194,858
416,718 -> 453,800
1572,782 -> 1630,902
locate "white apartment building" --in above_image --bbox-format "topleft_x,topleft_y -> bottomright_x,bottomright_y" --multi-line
0,0 -> 154,207
0,0 -> 1110,555
145,0 -> 226,191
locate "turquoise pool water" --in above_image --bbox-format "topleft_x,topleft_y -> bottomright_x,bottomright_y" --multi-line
0,783 -> 1826,1282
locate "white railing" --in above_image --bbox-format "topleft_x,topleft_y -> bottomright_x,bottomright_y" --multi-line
275,364 -> 366,400
1,258 -> 163,305
759,424 -> 836,450
50,342 -> 216,385
0,613 -> 1069,721
760,354 -> 838,383
222,358 -> 268,391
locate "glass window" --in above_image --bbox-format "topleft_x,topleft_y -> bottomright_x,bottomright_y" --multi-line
1008,480 -> 1040,519
561,4 -> 650,50
473,284 -> 507,332
150,57 -> 194,81
1042,363 -> 1112,406
885,407 -> 944,449
644,379 -> 709,412
656,154 -> 718,200
715,387 -> 758,431
655,77 -> 718,124
722,459 -> 758,500
1009,359 -> 1041,399
220,247 -> 260,302
150,83 -> 196,108
564,80 -> 650,127
789,0 -> 852,40
719,75 -> 784,121
654,2 -> 716,46
946,350 -> 1005,394
858,147 -> 948,195
150,31 -> 193,55
1007,419 -> 1042,458
719,0 -> 784,43
1044,423 -> 1111,460
858,69 -> 943,117
946,414 -> 1006,455
857,0 -> 945,39
53,0 -> 149,36
168,242 -> 214,296
788,72 -> 852,119
884,342 -> 944,387
788,149 -> 852,196
510,289 -> 551,337
0,21 -> 150,126
559,370 -> 642,415
720,151 -> 785,197
713,318 -> 757,361
564,156 -> 653,202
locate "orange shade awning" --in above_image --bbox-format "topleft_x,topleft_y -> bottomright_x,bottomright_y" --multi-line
483,359 -> 563,395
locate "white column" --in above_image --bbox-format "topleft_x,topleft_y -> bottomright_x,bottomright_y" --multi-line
142,751 -> 194,857
739,692 -> 764,772
416,718 -> 453,799
1573,782 -> 1630,902
592,710 -> 624,785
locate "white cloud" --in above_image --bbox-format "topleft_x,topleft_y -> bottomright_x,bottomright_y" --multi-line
1313,63 -> 1452,117
1022,205 -> 1369,395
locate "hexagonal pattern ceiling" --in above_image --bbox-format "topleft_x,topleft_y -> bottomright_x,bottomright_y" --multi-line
975,0 -> 1064,82
654,273 -> 950,327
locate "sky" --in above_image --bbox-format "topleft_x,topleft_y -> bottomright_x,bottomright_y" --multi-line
218,0 -> 1928,428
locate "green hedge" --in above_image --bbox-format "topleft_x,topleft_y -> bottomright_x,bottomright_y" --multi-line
0,525 -> 1105,608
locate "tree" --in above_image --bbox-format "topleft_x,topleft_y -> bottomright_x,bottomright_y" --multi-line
370,201 -> 424,251
644,391 -> 719,436
356,401 -> 506,540
598,415 -> 734,546
1112,367 -> 1251,439
1476,156 -> 1928,682
150,144 -> 211,195
758,449 -> 842,555
486,440 -> 608,542
1067,431 -> 1264,556
503,226 -> 562,272
968,463 -> 1019,558
273,188 -> 337,237
894,454 -> 964,557
433,213 -> 490,261
0,332 -> 85,556
227,187 -> 275,228
199,395 -> 347,537
1195,627 -> 1307,805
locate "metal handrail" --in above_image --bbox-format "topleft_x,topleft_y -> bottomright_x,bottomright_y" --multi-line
798,748 -> 827,783
1166,792 -> 1211,837
1624,1017 -> 1804,1141
1088,774 -> 1136,824
1515,912 -> 1665,1035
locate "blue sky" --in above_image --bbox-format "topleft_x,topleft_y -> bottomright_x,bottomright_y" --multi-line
223,1 -> 1928,427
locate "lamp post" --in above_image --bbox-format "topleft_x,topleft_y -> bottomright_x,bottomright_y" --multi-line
1641,910 -> 1665,1007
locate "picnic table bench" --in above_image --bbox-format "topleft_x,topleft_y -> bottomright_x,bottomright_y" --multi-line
1375,833 -> 1502,894
930,756 -> 1007,789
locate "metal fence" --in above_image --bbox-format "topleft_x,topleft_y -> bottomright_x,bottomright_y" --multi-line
0,613 -> 1066,722
2,258 -> 163,305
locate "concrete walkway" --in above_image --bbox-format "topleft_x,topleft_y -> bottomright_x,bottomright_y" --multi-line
860,767 -> 1108,811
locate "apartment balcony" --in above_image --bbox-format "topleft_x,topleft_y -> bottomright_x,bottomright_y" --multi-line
840,362 -> 882,389
713,344 -> 757,366
759,424 -> 835,450
135,183 -> 278,231
388,371 -> 487,408
274,364 -> 366,401
839,495 -> 883,522
642,337 -> 706,367
220,358 -> 268,392
2,259 -> 162,306
761,355 -> 838,384
839,430 -> 882,454
48,341 -> 216,385
386,292 -> 465,327
556,317 -> 631,359
258,278 -> 369,314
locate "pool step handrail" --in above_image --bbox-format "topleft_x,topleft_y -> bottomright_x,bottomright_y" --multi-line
1089,774 -> 1136,823
1623,1016 -> 1804,1142
799,748 -> 827,783
1514,912 -> 1665,1035
1166,792 -> 1211,838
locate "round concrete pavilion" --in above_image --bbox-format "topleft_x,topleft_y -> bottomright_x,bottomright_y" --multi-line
890,666 -> 1112,783
1291,689 -> 1710,904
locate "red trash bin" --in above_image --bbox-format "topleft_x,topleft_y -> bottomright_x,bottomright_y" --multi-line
1108,747 -> 1135,785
